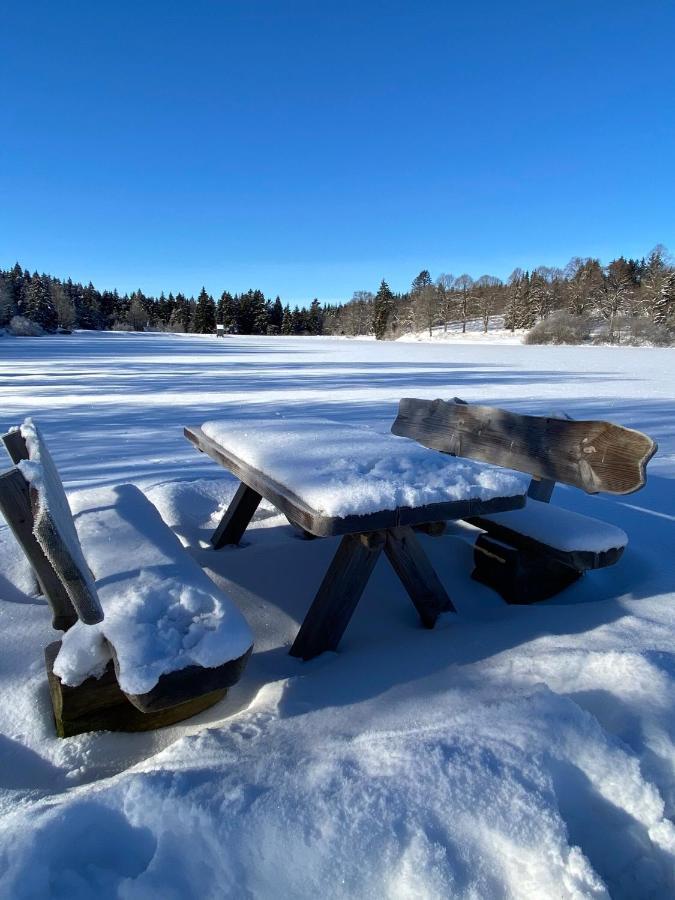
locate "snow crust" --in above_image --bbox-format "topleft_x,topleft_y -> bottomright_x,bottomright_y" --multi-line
481,497 -> 629,553
202,417 -> 529,517
0,332 -> 673,898
51,484 -> 253,694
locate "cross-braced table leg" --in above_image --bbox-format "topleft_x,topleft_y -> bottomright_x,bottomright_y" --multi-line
289,531 -> 385,660
211,482 -> 262,548
384,525 -> 456,626
290,525 -> 456,660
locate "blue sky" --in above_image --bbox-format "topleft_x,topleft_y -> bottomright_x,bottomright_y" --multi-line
1,1 -> 674,303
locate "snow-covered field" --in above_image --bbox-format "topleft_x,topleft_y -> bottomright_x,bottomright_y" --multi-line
1,331 -> 674,899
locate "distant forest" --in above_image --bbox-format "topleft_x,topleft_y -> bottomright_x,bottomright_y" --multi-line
1,246 -> 674,344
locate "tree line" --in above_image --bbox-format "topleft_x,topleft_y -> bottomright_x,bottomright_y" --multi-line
2,246 -> 674,344
0,264 -> 327,336
331,246 -> 675,344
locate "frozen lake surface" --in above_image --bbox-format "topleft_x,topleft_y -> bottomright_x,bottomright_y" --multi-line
1,331 -> 674,898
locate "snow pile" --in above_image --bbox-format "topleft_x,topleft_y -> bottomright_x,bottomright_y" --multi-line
53,484 -> 253,694
479,498 -> 629,553
201,418 -> 529,517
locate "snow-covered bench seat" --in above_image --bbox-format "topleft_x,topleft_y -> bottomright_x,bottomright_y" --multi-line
185,417 -> 530,660
0,421 -> 253,737
392,398 -> 657,604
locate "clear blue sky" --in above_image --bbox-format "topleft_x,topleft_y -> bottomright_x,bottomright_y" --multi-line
1,1 -> 674,304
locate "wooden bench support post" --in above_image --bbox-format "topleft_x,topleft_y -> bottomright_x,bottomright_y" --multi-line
384,526 -> 456,626
290,532 -> 385,661
0,469 -> 78,631
211,482 -> 263,548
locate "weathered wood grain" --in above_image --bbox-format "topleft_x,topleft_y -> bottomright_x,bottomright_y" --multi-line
0,468 -> 78,631
211,482 -> 262,548
185,425 -> 526,537
289,532 -> 384,660
384,526 -> 456,625
45,642 -> 229,737
391,398 -> 657,495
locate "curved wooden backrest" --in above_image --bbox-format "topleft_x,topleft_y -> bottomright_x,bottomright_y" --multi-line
2,424 -> 103,626
391,398 -> 657,495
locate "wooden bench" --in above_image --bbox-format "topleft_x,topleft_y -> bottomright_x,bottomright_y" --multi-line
0,421 -> 253,737
391,398 -> 657,604
185,417 -> 530,659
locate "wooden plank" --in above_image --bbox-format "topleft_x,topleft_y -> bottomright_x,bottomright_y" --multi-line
467,513 -> 625,571
472,533 -> 581,604
211,482 -> 262,548
2,429 -> 29,464
0,469 -> 78,631
114,643 -> 253,713
384,526 -> 456,626
45,642 -> 229,737
391,398 -> 657,495
185,425 -> 526,537
289,532 -> 385,660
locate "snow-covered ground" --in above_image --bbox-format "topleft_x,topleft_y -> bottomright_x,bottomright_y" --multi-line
397,316 -> 528,344
1,331 -> 674,898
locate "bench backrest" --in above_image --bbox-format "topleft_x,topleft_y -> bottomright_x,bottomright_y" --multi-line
391,398 -> 657,496
1,422 -> 103,627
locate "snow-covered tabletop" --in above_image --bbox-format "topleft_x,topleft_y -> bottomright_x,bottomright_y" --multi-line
199,417 -> 530,522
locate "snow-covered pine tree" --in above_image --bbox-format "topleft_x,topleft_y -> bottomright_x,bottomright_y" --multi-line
193,287 -> 216,333
23,274 -> 58,331
372,279 -> 394,339
0,274 -> 17,326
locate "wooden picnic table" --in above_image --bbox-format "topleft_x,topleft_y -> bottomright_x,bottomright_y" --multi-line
185,420 -> 528,660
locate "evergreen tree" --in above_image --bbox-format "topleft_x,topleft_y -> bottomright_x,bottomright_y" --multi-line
169,293 -> 192,332
23,275 -> 58,331
281,305 -> 293,334
372,279 -> 394,339
307,298 -> 323,335
0,274 -> 17,325
193,287 -> 216,333
411,270 -> 432,294
270,296 -> 284,331
216,291 -> 237,331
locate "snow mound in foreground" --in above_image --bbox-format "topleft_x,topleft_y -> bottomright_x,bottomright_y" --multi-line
1,681 -> 673,898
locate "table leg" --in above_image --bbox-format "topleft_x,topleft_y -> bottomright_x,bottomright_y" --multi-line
289,532 -> 385,660
384,526 -> 456,626
211,482 -> 262,548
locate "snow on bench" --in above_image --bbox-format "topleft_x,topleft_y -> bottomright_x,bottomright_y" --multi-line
53,483 -> 253,700
3,420 -> 253,730
200,417 -> 529,520
471,499 -> 628,557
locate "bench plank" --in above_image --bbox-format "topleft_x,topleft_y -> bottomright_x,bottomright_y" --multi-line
0,469 -> 78,631
392,398 -> 657,495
